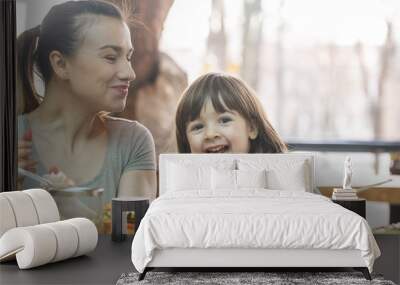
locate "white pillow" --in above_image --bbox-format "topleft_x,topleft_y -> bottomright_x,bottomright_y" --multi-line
266,162 -> 308,191
211,169 -> 268,190
238,159 -> 310,192
167,162 -> 212,191
211,168 -> 236,190
236,169 -> 268,189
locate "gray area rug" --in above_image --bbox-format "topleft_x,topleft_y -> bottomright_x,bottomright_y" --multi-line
116,271 -> 395,285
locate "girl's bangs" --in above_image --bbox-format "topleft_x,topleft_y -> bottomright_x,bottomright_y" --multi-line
186,91 -> 228,122
210,92 -> 231,113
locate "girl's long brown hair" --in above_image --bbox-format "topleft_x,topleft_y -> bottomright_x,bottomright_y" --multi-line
175,72 -> 287,153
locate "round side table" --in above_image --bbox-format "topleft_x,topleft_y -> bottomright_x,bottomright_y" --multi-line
111,197 -> 149,242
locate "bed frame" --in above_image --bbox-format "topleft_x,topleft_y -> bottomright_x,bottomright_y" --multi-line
139,154 -> 371,280
141,248 -> 370,280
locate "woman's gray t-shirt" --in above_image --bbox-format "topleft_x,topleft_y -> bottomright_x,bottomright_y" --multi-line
18,115 -> 156,219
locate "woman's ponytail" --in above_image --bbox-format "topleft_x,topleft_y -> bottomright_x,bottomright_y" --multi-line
16,25 -> 41,114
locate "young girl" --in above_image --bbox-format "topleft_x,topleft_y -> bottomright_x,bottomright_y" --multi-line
175,72 -> 287,153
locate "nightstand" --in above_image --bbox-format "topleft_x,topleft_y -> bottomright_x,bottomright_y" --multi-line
111,197 -> 149,242
332,198 -> 366,218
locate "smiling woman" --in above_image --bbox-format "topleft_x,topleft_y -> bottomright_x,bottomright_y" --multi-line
16,0 -> 157,227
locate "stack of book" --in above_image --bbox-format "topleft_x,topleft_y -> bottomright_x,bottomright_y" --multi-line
331,188 -> 359,200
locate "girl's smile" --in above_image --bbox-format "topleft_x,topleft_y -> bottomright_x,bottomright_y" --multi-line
186,99 -> 256,153
204,144 -> 229,153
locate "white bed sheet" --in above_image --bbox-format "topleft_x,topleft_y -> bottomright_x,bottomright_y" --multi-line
131,190 -> 380,273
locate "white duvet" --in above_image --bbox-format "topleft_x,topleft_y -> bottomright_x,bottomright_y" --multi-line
131,190 -> 380,273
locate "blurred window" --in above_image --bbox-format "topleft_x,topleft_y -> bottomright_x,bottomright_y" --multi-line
161,0 -> 400,141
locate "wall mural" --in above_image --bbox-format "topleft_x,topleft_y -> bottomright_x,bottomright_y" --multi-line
15,0 -> 400,234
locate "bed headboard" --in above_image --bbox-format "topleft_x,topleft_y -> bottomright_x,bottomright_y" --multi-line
159,153 -> 315,195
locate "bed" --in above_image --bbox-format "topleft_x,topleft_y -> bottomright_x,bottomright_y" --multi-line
131,154 -> 380,280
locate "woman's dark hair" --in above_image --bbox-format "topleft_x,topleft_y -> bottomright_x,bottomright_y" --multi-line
175,72 -> 287,153
17,0 -> 126,113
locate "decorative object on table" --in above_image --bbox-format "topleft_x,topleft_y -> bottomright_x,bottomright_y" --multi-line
0,189 -> 98,269
343,156 -> 353,190
112,197 -> 149,242
332,198 -> 366,218
332,188 -> 359,200
116,271 -> 395,285
332,156 -> 359,200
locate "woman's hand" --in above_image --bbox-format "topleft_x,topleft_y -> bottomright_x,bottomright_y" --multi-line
43,167 -> 76,189
18,130 -> 37,187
